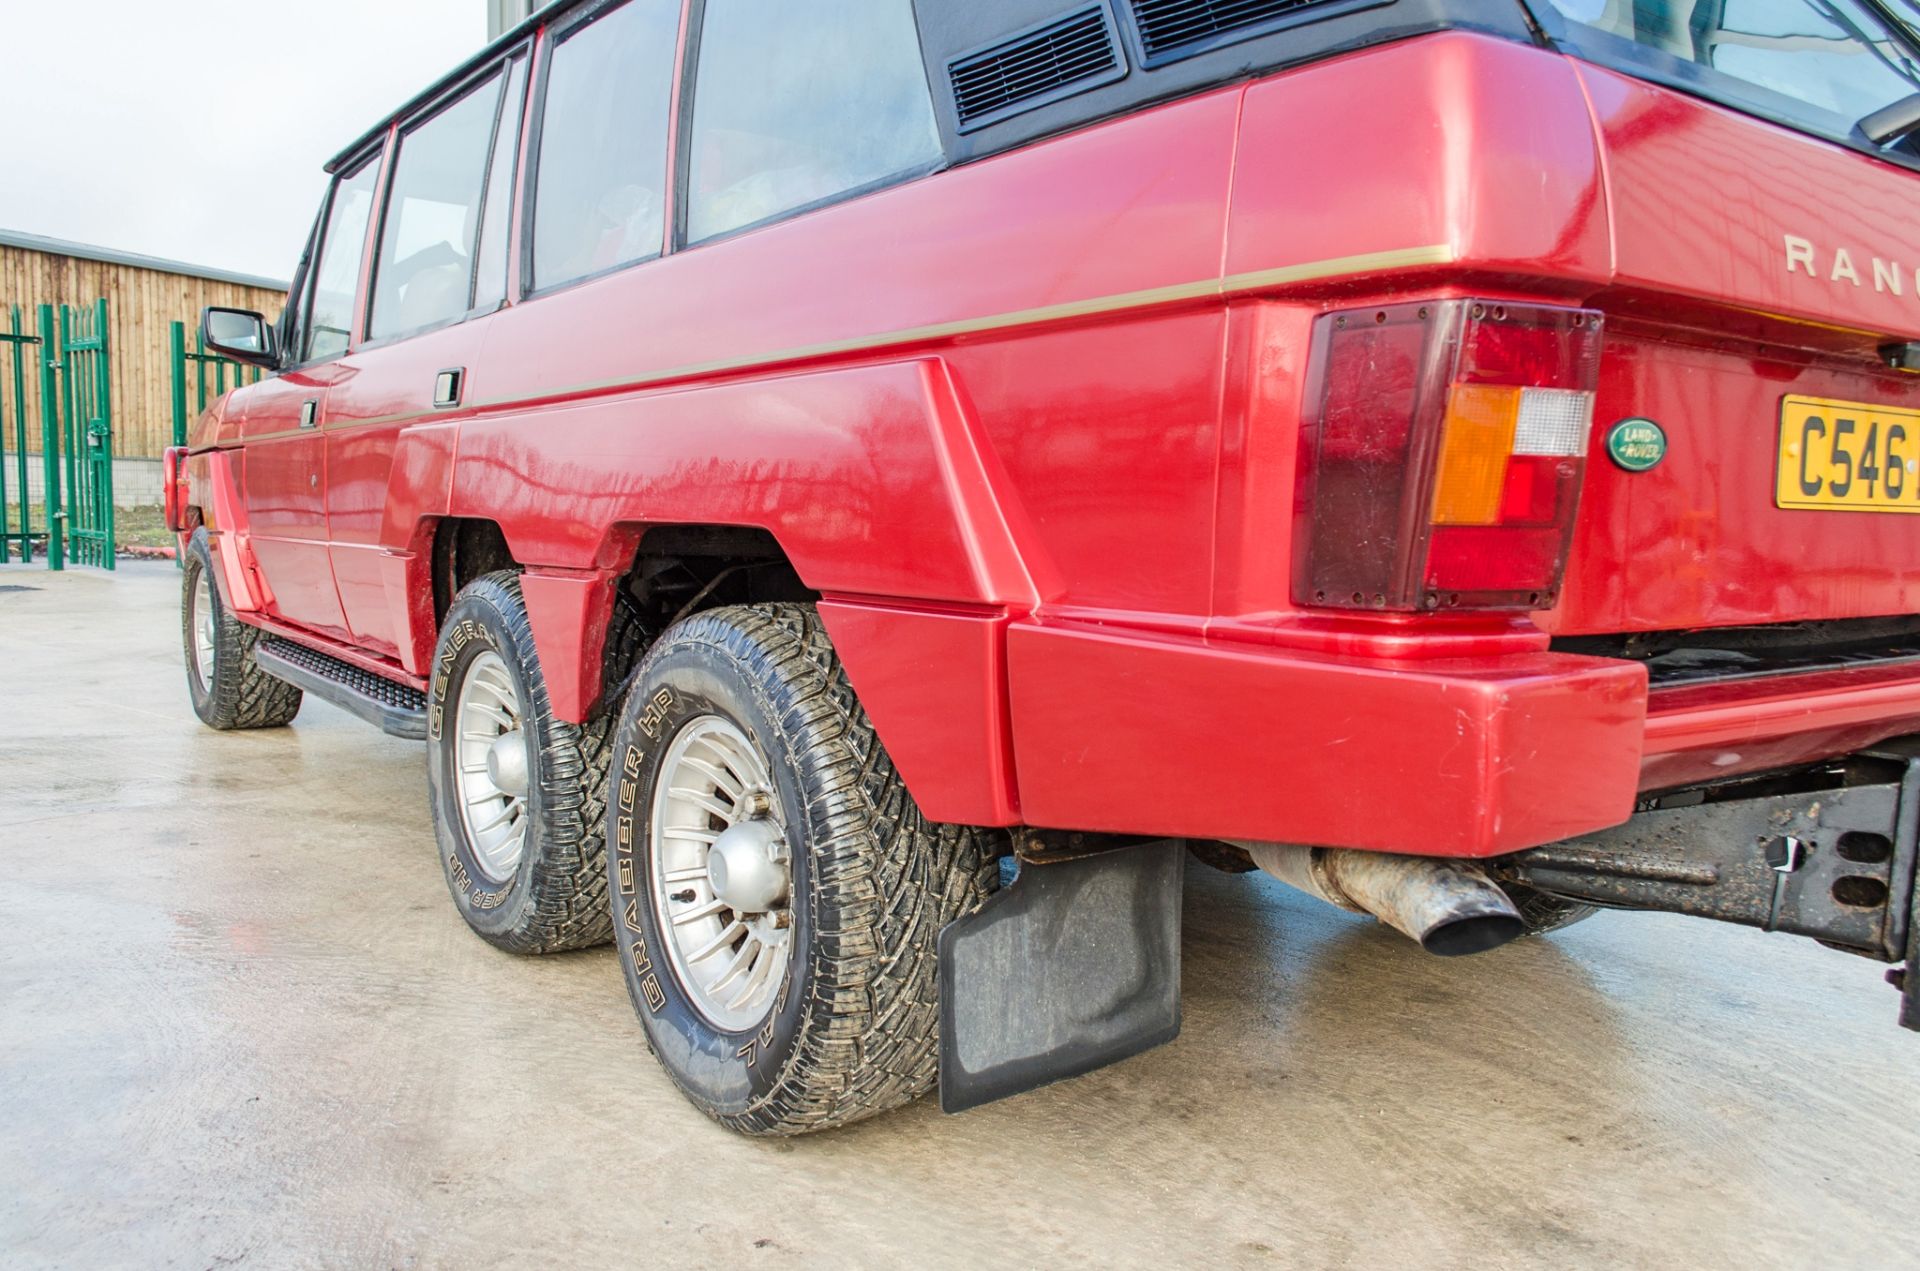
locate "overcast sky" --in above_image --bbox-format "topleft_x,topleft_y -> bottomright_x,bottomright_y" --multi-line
0,0 -> 487,284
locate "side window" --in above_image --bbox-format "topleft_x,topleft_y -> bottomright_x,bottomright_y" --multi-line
368,72 -> 507,341
529,0 -> 680,292
304,155 -> 381,363
686,0 -> 942,244
473,56 -> 530,313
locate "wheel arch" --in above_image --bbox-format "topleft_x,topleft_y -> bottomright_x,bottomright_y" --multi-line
512,519 -> 1021,827
439,357 -> 1039,824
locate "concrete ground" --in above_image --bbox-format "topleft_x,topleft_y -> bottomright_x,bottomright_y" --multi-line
4,562 -> 1920,1270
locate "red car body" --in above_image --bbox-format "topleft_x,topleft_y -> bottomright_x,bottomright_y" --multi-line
178,25 -> 1920,860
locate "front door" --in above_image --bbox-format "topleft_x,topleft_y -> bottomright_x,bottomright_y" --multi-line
241,150 -> 384,638
239,372 -> 342,635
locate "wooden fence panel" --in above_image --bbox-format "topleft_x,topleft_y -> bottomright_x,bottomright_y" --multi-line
0,243 -> 285,460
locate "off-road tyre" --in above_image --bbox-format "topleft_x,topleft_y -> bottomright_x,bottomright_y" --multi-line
607,603 -> 1001,1136
1504,882 -> 1599,935
426,570 -> 645,955
181,528 -> 303,730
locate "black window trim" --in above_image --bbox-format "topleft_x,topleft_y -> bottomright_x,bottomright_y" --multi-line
518,0 -> 681,305
1523,0 -> 1920,175
271,208 -> 325,379
672,0 -> 952,252
358,49 -> 527,354
283,144 -> 386,375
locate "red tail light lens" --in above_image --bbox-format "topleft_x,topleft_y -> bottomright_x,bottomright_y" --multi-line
1292,299 -> 1603,612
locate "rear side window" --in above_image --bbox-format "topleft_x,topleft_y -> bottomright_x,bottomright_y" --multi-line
304,156 -> 381,364
1539,0 -> 1920,147
473,56 -> 530,313
529,0 -> 681,292
368,72 -> 506,341
685,0 -> 943,244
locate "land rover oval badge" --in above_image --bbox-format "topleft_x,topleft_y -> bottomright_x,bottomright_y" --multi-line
1606,418 -> 1667,472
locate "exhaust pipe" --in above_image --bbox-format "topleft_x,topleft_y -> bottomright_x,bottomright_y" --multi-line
1229,842 -> 1526,957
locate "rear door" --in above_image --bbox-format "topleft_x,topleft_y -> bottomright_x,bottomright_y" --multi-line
1530,0 -> 1920,635
242,152 -> 382,638
324,56 -> 526,657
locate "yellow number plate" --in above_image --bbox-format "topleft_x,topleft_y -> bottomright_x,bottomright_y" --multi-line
1777,395 -> 1920,513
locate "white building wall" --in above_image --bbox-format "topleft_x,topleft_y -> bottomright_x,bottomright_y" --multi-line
487,0 -> 539,40
8,458 -> 164,509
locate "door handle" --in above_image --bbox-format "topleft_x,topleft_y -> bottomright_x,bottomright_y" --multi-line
434,367 -> 465,410
299,399 -> 319,428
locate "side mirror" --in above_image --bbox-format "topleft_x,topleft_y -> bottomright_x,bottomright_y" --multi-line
201,307 -> 279,370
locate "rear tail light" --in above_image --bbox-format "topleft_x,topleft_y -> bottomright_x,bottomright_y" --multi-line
1292,299 -> 1603,612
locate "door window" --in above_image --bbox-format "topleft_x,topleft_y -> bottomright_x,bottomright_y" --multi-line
304,155 -> 382,363
368,72 -> 508,341
685,0 -> 943,244
529,0 -> 680,292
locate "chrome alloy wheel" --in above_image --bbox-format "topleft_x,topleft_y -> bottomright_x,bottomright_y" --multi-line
189,570 -> 217,690
453,650 -> 532,882
650,715 -> 792,1032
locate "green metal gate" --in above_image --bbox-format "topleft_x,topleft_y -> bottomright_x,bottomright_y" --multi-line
0,306 -> 42,563
58,299 -> 113,570
0,297 -> 115,571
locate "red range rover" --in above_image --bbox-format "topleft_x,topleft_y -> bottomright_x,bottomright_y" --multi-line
170,0 -> 1920,1134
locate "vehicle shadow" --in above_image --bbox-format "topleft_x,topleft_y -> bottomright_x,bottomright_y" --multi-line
842,853 -> 1636,1148
800,854 -> 1648,1262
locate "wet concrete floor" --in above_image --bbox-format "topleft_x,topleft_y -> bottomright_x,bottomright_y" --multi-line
4,562 -> 1919,1269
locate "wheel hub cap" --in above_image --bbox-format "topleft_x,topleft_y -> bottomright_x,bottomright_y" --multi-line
706,817 -> 788,913
484,730 -> 530,799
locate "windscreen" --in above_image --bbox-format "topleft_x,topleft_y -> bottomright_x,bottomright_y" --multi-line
1536,0 -> 1920,152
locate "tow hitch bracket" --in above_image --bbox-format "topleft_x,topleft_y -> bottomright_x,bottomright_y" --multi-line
1506,760 -> 1920,1030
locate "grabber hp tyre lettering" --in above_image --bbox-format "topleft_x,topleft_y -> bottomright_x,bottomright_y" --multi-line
607,603 -> 1001,1137
427,570 -> 644,954
181,528 -> 303,731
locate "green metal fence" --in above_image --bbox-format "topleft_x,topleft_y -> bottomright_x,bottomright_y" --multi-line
171,319 -> 264,447
58,299 -> 113,570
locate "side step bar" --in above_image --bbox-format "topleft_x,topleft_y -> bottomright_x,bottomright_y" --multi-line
254,635 -> 429,740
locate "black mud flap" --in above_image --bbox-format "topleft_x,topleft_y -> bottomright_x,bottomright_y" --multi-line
1905,818 -> 1920,1032
938,840 -> 1183,1114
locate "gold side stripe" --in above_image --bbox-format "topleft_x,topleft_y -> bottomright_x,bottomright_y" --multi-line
198,243 -> 1453,451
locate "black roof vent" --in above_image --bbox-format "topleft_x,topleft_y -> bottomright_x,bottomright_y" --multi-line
1129,0 -> 1370,63
949,4 -> 1127,132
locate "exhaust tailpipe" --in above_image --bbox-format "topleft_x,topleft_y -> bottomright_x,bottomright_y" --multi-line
1229,842 -> 1526,957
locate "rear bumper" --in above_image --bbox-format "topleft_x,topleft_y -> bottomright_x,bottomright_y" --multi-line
1642,661 -> 1920,792
1007,621 -> 1648,858
1005,621 -> 1920,858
